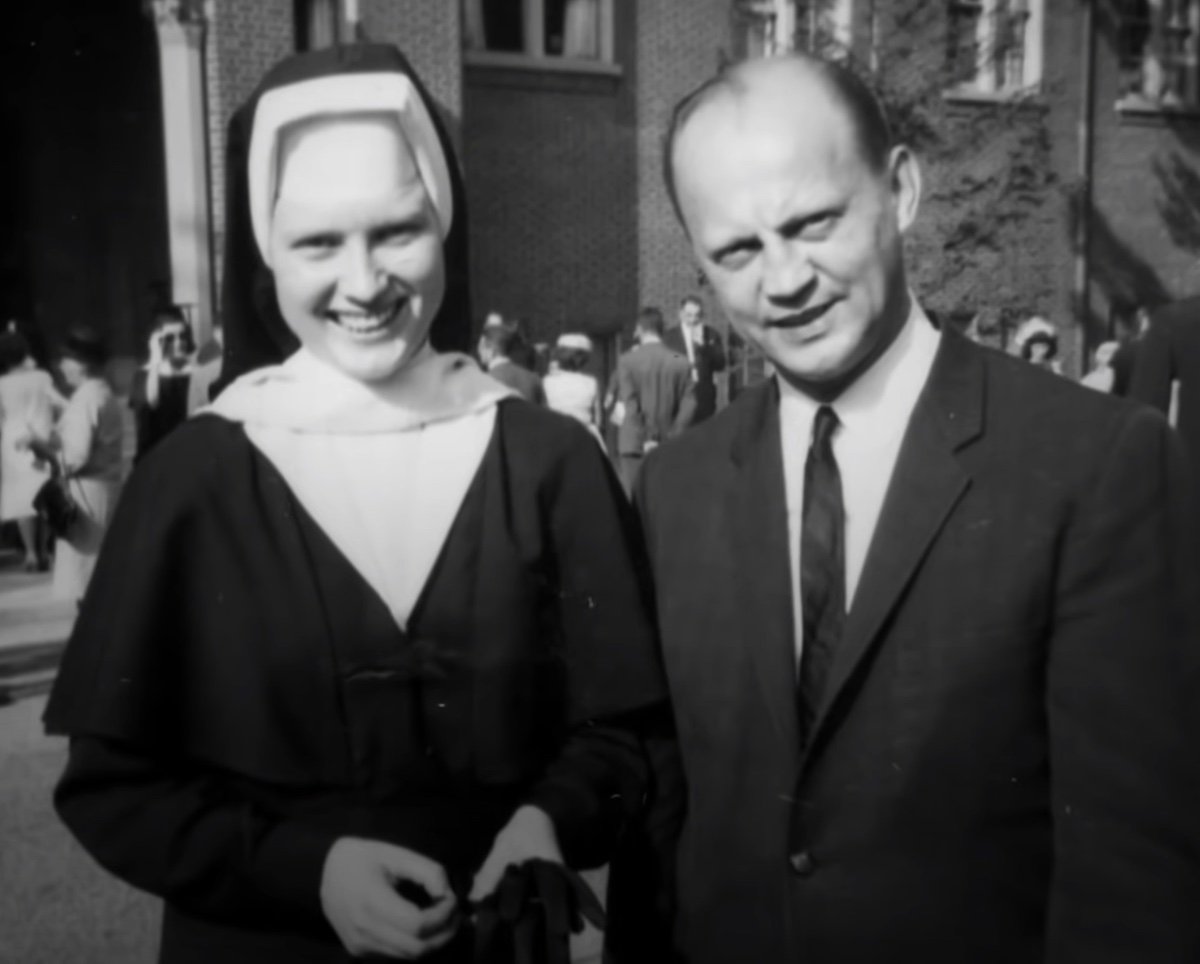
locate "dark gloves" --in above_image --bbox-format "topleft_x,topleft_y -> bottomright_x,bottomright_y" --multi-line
471,860 -> 605,964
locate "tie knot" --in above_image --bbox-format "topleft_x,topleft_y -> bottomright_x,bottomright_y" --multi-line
811,405 -> 839,453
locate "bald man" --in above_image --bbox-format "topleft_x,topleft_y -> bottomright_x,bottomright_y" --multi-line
620,55 -> 1200,963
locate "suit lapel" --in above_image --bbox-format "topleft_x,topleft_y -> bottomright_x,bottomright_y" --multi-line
809,331 -> 985,749
729,382 -> 802,760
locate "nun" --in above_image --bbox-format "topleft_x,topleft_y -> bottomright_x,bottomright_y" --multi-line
44,44 -> 667,963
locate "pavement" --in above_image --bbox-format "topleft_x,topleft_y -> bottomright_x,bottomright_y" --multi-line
0,550 -> 75,708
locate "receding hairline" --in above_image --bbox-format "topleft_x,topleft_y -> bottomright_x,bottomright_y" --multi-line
663,55 -> 895,226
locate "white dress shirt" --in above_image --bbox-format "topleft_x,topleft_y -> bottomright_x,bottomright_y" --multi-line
778,302 -> 941,665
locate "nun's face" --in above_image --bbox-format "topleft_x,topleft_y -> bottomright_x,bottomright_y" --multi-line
269,116 -> 446,383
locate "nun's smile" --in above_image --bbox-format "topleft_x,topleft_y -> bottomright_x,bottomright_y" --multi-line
269,115 -> 446,383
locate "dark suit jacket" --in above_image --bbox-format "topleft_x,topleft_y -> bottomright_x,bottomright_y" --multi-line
663,324 -> 726,423
614,341 -> 695,456
633,331 -> 1200,963
489,358 -> 546,405
1130,297 -> 1200,512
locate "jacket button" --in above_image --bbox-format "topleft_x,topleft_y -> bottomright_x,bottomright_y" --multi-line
789,851 -> 816,877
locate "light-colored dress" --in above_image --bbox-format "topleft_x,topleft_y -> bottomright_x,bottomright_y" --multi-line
53,377 -> 126,602
0,367 -> 59,521
544,369 -> 604,445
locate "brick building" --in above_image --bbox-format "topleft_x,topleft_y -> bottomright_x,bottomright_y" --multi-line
6,0 -> 1200,381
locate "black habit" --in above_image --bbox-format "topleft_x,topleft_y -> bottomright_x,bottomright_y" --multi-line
44,401 -> 667,962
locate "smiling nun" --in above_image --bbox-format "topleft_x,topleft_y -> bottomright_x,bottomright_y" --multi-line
43,44 -> 667,963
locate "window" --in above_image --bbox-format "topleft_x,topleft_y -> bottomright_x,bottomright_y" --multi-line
793,0 -> 854,58
946,0 -> 1043,96
294,0 -> 347,51
731,0 -> 852,60
1118,0 -> 1200,110
463,0 -> 615,65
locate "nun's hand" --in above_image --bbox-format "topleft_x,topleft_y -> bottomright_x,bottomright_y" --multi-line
470,805 -> 564,903
320,837 -> 460,959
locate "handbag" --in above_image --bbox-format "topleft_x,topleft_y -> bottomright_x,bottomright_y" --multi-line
33,475 -> 80,539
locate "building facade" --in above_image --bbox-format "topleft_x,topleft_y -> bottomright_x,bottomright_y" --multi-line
6,0 -> 1200,380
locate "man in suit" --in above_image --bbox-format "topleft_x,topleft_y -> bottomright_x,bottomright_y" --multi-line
663,295 -> 726,424
1130,297 -> 1200,518
479,322 -> 545,405
630,54 -> 1200,963
613,307 -> 695,495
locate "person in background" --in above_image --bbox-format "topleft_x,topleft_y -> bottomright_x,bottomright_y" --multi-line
188,320 -> 224,411
0,329 -> 64,570
663,294 -> 726,424
543,332 -> 604,445
33,327 -> 125,605
613,306 -> 695,496
1111,304 -> 1152,398
1081,339 -> 1120,393
479,322 -> 546,404
130,305 -> 197,461
43,44 -> 667,964
1129,295 -> 1200,521
1013,315 -> 1063,375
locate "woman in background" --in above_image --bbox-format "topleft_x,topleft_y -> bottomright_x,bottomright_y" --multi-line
0,329 -> 63,570
544,332 -> 604,445
40,327 -> 125,603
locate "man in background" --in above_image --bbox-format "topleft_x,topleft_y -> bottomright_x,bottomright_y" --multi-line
1130,295 -> 1200,518
663,294 -> 726,424
479,323 -> 545,405
613,307 -> 694,495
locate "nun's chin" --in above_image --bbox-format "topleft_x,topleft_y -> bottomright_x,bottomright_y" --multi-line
314,318 -> 433,384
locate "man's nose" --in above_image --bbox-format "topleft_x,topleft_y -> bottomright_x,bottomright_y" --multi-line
337,239 -> 387,305
762,241 -> 816,305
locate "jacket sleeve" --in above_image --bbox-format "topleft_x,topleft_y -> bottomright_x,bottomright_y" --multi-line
55,736 -> 340,926
1045,406 -> 1200,960
522,421 -> 670,870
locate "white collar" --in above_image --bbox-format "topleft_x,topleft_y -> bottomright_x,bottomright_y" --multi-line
206,343 -> 514,434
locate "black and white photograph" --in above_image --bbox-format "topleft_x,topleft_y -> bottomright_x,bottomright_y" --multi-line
2,1 -> 1200,962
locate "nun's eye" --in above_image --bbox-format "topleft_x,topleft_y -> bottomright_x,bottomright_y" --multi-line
373,220 -> 425,246
292,233 -> 341,252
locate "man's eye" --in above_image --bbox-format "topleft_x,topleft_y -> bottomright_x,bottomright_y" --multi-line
715,244 -> 758,270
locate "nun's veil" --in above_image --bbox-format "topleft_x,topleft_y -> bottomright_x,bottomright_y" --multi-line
217,44 -> 472,390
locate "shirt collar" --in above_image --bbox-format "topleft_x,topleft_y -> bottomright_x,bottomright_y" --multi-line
776,298 -> 941,437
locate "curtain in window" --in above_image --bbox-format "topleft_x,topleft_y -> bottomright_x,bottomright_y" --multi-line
464,0 -> 487,50
305,0 -> 339,49
562,0 -> 599,58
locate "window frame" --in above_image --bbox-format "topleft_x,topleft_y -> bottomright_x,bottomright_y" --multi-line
1115,0 -> 1200,115
944,0 -> 1045,102
463,0 -> 619,76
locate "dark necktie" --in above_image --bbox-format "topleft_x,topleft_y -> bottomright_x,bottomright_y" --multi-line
798,405 -> 844,745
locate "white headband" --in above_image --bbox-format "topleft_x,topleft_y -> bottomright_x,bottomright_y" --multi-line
248,71 -> 454,265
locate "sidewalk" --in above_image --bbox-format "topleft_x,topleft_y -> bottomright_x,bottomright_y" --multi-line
0,551 -> 75,706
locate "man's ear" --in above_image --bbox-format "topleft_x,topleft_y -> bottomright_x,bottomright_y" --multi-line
889,145 -> 921,233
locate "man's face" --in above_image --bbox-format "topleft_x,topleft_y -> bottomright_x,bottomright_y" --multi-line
672,74 -> 919,397
679,301 -> 702,328
158,321 -> 190,366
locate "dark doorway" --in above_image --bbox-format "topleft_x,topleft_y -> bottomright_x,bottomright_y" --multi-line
2,0 -> 169,361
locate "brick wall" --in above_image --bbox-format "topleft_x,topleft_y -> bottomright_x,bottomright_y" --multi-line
360,0 -> 463,125
463,7 -> 639,346
634,0 -> 732,331
205,0 -> 295,283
